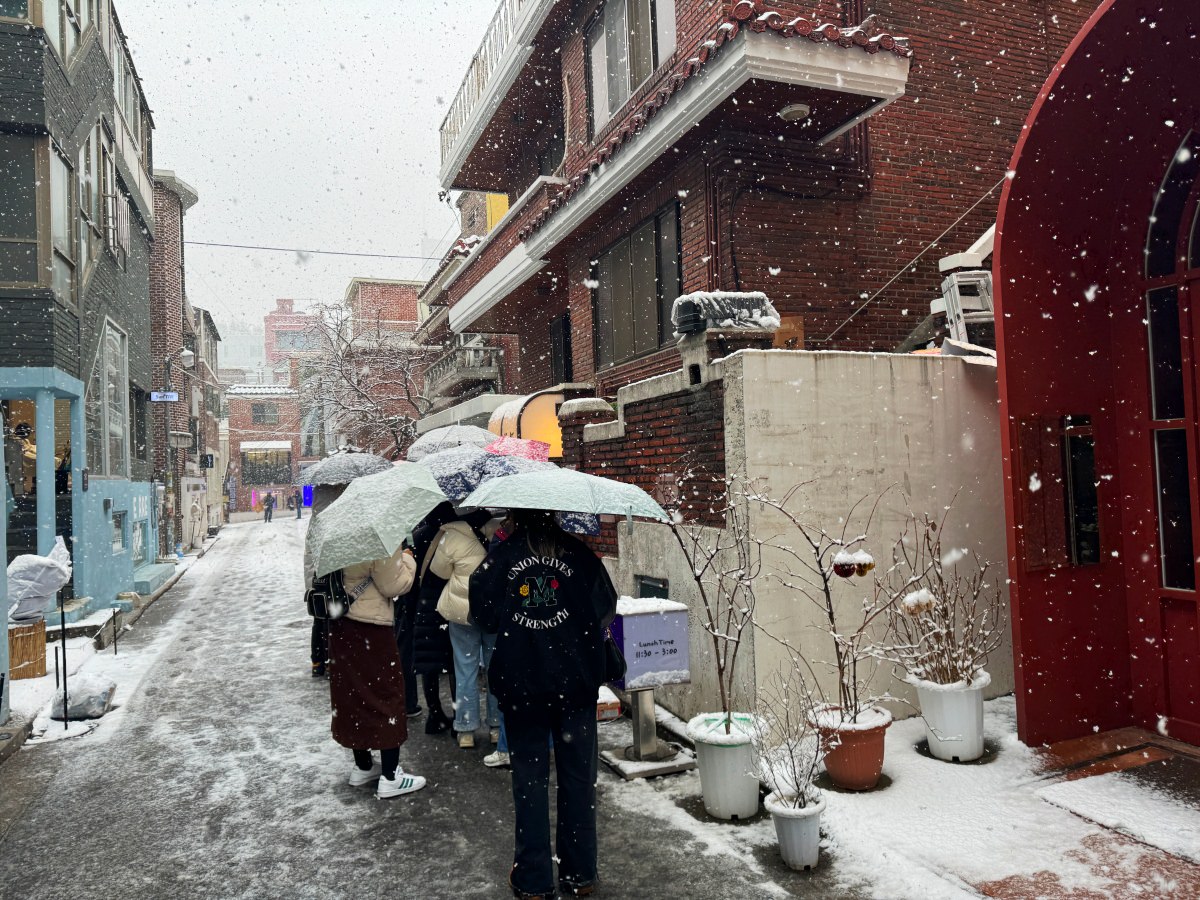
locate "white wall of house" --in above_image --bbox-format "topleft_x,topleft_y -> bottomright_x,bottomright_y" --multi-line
605,349 -> 1013,723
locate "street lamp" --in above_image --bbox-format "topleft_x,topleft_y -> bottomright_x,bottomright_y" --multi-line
159,347 -> 195,559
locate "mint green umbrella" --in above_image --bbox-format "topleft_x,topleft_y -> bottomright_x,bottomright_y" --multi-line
460,468 -> 669,521
308,463 -> 447,578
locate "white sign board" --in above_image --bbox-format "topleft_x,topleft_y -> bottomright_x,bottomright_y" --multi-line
150,391 -> 179,402
612,596 -> 691,690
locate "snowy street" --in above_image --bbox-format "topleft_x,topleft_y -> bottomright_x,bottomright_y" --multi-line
4,522 -> 1200,899
0,521 -> 842,900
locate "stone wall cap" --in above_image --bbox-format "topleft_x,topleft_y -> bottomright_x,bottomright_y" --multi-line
559,398 -> 615,418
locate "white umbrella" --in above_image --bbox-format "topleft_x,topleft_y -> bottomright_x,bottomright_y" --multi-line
460,468 -> 669,521
407,425 -> 497,462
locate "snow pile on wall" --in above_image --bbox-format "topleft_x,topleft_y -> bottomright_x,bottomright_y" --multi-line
671,291 -> 781,333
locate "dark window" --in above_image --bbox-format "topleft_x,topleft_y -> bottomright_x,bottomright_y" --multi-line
251,402 -> 279,425
550,314 -> 573,384
1147,287 -> 1185,420
587,0 -> 676,134
1147,131 -> 1200,277
592,204 -> 682,369
241,450 -> 291,486
131,388 -> 148,460
1062,416 -> 1100,566
1155,428 -> 1195,590
0,133 -> 39,284
0,2 -> 29,19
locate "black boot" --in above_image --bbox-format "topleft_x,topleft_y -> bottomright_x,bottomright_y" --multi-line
424,708 -> 453,735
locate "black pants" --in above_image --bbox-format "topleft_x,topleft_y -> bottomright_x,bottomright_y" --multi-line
311,617 -> 328,667
507,704 -> 598,895
263,507 -> 273,522
353,747 -> 399,780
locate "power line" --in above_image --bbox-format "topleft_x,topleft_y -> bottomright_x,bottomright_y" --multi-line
184,240 -> 442,261
819,173 -> 1010,343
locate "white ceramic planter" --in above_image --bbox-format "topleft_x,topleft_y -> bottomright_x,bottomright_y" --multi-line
912,671 -> 990,762
686,713 -> 760,820
764,790 -> 826,871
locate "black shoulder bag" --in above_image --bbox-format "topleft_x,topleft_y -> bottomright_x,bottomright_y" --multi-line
306,571 -> 374,621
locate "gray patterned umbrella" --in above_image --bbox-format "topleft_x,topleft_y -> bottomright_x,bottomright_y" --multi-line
298,452 -> 393,486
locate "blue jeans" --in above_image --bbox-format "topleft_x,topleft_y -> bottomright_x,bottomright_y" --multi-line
448,621 -> 500,733
508,704 -> 599,895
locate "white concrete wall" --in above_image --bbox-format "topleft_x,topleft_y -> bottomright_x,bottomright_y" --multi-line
607,349 -> 1013,722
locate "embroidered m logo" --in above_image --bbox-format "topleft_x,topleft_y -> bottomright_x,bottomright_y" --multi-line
521,576 -> 559,608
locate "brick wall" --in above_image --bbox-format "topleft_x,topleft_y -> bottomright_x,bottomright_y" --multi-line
346,280 -> 422,331
560,378 -> 727,554
263,299 -> 321,365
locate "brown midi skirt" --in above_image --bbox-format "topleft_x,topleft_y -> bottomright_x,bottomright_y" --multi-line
329,618 -> 408,750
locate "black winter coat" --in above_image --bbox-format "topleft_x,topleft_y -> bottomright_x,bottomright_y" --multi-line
405,511 -> 455,675
470,529 -> 617,714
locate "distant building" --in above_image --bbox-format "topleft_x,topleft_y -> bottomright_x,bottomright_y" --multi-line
225,383 -> 312,513
263,298 -> 321,368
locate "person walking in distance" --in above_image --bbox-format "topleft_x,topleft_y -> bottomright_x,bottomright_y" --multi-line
470,509 -> 617,899
262,491 -> 276,523
294,487 -> 303,519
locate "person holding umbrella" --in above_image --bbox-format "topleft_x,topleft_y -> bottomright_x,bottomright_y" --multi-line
469,509 -> 618,899
306,463 -> 448,798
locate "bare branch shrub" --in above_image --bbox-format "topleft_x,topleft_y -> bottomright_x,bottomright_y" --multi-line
752,662 -> 825,809
878,507 -> 1005,686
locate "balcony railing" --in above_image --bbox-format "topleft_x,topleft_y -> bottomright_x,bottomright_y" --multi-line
425,335 -> 504,397
439,0 -> 555,183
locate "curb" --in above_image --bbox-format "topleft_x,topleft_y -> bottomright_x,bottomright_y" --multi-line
0,714 -> 33,768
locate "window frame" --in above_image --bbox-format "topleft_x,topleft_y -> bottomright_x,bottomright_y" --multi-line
590,201 -> 683,371
0,131 -> 42,288
0,1 -> 29,23
102,319 -> 130,477
586,0 -> 677,138
49,143 -> 76,305
251,402 -> 280,426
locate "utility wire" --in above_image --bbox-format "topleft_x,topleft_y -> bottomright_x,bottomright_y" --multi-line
820,172 -> 1010,343
184,240 -> 441,261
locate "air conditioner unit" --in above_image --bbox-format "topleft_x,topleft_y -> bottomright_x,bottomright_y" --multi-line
933,270 -> 993,344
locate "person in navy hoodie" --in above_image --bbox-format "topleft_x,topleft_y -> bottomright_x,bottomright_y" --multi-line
470,508 -> 617,900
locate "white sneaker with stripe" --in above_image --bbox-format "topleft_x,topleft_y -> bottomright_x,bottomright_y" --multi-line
376,768 -> 427,798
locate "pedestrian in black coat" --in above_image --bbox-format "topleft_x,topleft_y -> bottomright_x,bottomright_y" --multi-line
396,501 -> 457,734
470,509 -> 617,899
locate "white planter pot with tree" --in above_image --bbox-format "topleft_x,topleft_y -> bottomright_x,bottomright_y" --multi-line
879,508 -> 1004,763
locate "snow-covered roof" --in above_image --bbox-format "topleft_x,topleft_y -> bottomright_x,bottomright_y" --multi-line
239,440 -> 291,451
226,384 -> 298,397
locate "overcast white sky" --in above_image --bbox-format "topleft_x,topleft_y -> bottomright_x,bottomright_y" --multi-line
119,0 -> 499,364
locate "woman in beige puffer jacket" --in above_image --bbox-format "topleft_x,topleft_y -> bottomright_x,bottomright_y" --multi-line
428,508 -> 498,749
328,543 -> 426,799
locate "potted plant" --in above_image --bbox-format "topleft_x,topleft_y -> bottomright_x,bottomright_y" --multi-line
670,479 -> 763,820
879,509 -> 1004,762
753,664 -> 827,870
759,488 -> 894,791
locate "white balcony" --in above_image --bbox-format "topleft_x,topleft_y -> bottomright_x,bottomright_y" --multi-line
439,0 -> 558,190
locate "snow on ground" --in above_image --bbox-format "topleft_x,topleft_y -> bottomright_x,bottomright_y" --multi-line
1039,770 -> 1200,864
819,697 -> 1119,898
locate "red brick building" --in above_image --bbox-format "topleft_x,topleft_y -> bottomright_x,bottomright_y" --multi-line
225,383 -> 310,513
263,298 -> 320,367
344,278 -> 422,334
434,0 -> 1099,398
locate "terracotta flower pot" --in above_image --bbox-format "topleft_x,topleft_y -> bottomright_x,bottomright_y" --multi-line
813,706 -> 892,791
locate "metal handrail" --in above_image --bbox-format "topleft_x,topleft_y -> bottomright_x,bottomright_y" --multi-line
425,338 -> 504,393
440,0 -> 531,168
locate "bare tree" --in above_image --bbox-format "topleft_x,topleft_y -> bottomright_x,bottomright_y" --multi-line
298,303 -> 435,458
